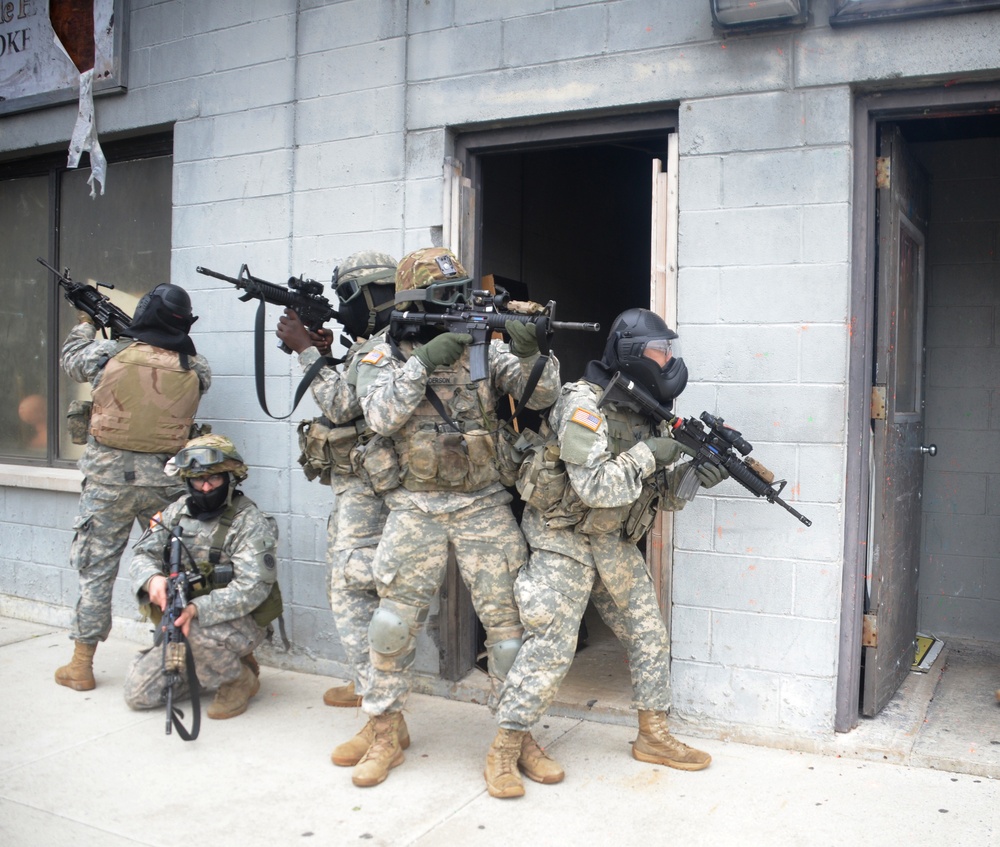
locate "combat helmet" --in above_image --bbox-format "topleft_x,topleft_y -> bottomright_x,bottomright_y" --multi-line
122,283 -> 198,355
331,250 -> 398,339
174,433 -> 249,483
394,247 -> 472,312
602,308 -> 688,407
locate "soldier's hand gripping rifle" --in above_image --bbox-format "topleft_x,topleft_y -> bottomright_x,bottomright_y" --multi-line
157,525 -> 202,741
37,257 -> 132,338
196,264 -> 342,354
598,371 -> 812,527
391,288 -> 601,382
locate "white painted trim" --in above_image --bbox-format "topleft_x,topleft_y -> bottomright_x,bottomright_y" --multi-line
0,464 -> 82,493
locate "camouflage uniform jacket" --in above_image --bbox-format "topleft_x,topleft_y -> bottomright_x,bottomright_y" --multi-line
130,493 -> 277,628
356,335 -> 560,513
521,378 -> 689,607
61,323 -> 212,486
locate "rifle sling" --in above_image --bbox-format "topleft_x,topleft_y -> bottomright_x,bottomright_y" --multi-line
253,296 -> 343,419
168,638 -> 201,741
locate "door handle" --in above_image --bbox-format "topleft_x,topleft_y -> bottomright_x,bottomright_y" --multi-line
920,444 -> 937,456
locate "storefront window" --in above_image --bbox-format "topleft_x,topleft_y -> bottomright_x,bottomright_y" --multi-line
0,136 -> 172,467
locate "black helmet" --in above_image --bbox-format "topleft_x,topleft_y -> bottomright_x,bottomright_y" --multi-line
123,283 -> 198,355
602,308 -> 688,406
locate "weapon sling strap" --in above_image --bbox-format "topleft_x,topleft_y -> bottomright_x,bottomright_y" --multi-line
168,639 -> 201,741
253,296 -> 344,419
387,334 -> 462,432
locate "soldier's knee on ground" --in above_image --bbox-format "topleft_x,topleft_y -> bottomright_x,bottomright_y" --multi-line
368,600 -> 427,672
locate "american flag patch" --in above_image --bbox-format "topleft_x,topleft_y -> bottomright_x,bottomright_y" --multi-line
570,407 -> 602,432
360,350 -> 384,365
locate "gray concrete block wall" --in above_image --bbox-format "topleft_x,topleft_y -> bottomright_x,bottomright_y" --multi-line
916,138 -> 1000,641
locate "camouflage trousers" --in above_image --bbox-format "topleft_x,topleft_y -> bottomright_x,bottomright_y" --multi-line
496,539 -> 672,732
123,615 -> 265,710
327,476 -> 389,698
69,479 -> 181,644
363,495 -> 526,716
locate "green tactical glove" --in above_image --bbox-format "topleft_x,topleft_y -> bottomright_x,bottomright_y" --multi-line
506,320 -> 539,358
696,461 -> 729,489
641,436 -> 683,467
412,332 -> 472,373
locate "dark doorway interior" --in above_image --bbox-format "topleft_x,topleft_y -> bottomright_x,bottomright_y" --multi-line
467,134 -> 671,716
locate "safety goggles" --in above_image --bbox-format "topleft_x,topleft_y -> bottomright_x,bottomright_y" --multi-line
396,279 -> 471,308
644,338 -> 674,356
173,445 -> 226,470
332,267 -> 396,303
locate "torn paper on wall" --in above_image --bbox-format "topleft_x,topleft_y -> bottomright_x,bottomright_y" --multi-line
66,68 -> 107,198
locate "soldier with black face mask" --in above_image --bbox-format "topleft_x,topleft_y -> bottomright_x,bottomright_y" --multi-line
488,309 -> 727,798
124,435 -> 281,720
55,284 -> 211,693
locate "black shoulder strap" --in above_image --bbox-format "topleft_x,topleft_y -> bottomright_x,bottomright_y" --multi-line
387,334 -> 460,432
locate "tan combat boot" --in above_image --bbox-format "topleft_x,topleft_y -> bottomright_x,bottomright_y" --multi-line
207,664 -> 261,720
241,652 -> 260,677
331,713 -> 411,767
518,732 -> 564,784
633,710 -> 711,771
352,712 -> 406,787
323,680 -> 363,708
55,641 -> 97,691
484,728 -> 527,799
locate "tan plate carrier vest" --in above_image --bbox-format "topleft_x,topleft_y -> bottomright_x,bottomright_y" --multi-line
90,342 -> 200,453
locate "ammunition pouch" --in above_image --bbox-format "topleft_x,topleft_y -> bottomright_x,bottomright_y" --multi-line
251,581 -> 283,629
350,433 -> 401,495
515,426 -> 568,514
622,480 -> 661,544
401,427 -> 498,493
66,399 -> 93,445
297,416 -> 364,484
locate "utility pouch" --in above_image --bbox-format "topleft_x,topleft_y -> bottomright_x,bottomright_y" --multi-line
66,399 -> 93,445
251,581 -> 283,628
577,505 -> 628,536
353,435 -> 401,495
622,481 -> 661,544
516,432 -> 567,513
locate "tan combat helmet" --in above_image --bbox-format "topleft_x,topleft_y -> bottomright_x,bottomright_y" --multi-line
173,433 -> 249,482
394,247 -> 471,311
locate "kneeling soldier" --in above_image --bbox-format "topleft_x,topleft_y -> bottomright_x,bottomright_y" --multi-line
124,434 -> 282,720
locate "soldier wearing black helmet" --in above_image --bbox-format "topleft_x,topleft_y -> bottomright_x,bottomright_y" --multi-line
55,283 -> 211,692
488,308 -> 726,798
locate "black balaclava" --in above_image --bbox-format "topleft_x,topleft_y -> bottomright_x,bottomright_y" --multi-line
185,473 -> 231,520
121,284 -> 198,355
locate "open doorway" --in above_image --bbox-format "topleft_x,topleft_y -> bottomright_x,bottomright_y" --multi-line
843,89 -> 1000,770
448,113 -> 676,714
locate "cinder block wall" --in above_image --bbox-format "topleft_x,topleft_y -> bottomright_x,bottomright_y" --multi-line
917,138 -> 1000,642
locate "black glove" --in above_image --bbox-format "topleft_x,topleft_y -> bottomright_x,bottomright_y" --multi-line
506,320 -> 539,358
412,333 -> 472,373
696,462 -> 729,489
641,436 -> 682,466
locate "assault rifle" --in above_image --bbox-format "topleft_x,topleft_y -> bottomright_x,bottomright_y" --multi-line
157,525 -> 202,741
37,256 -> 132,338
391,288 -> 601,382
196,264 -> 341,354
597,371 -> 812,527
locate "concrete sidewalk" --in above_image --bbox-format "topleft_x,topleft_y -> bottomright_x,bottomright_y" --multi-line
1,616 -> 996,847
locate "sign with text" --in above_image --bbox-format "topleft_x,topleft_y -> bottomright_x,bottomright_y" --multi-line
0,0 -> 126,116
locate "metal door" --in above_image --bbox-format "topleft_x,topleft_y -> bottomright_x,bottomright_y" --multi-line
862,124 -> 930,716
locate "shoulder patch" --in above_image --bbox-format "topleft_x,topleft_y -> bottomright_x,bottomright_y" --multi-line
360,349 -> 385,366
569,407 -> 602,432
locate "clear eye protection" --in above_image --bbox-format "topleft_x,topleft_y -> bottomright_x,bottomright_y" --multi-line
174,445 -> 225,471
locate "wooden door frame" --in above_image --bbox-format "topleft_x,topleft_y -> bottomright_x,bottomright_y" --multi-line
436,110 -> 678,681
838,81 -> 1000,731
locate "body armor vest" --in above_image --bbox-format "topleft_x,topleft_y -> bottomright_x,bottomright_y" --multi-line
393,346 -> 500,493
90,342 -> 200,453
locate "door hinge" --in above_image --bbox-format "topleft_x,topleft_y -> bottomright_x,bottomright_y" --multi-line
863,613 -> 878,648
876,156 -> 891,189
871,385 -> 887,420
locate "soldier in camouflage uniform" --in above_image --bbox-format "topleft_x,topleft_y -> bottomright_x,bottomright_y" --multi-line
349,247 -> 564,788
124,435 -> 281,720
489,309 -> 726,798
56,285 -> 211,692
276,251 -> 413,765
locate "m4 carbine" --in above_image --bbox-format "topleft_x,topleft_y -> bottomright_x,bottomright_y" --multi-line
197,264 -> 341,353
37,257 -> 132,338
391,288 -> 600,382
598,370 -> 812,527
